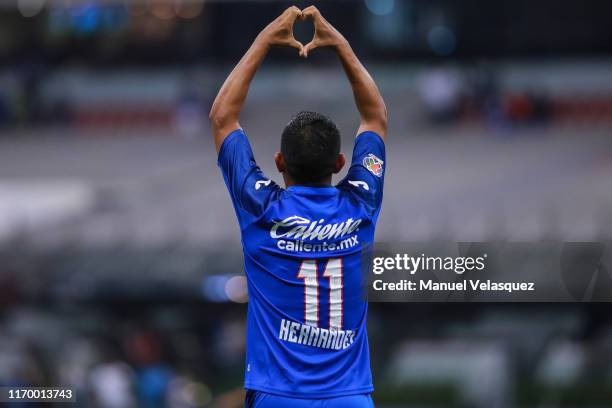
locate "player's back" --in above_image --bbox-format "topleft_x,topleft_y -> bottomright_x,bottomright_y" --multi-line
217,129 -> 385,398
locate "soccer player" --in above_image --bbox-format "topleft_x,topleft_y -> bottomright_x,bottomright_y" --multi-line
210,6 -> 387,408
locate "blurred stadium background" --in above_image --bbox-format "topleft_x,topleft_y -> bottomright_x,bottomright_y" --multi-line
1,0 -> 612,407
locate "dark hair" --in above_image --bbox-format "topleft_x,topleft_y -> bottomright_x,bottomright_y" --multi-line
281,111 -> 341,184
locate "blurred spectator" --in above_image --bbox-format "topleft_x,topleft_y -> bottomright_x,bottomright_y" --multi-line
214,318 -> 245,369
173,73 -> 206,139
417,62 -> 462,125
466,61 -> 504,126
56,337 -> 100,406
89,349 -> 136,408
166,374 -> 213,408
137,364 -> 175,408
504,90 -> 552,125
125,331 -> 174,408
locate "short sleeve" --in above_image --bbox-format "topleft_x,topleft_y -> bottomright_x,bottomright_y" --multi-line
217,129 -> 282,226
336,131 -> 386,219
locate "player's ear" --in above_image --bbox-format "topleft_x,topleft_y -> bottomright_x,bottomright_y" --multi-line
275,152 -> 286,173
333,153 -> 346,174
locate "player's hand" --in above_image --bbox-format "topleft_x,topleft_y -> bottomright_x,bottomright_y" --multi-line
259,6 -> 304,54
300,6 -> 348,58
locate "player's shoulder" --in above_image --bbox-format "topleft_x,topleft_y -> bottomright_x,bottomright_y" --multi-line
354,131 -> 386,157
356,129 -> 385,143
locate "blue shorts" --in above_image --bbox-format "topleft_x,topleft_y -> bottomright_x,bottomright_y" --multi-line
245,390 -> 374,408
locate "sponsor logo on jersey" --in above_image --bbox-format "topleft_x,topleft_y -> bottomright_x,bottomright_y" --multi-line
270,216 -> 362,253
348,180 -> 369,190
363,153 -> 384,177
255,179 -> 272,190
271,216 -> 361,241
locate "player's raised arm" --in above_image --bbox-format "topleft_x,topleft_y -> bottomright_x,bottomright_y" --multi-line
301,6 -> 387,139
209,6 -> 304,152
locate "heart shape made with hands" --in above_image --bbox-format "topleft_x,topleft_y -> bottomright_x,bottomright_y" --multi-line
271,6 -> 343,58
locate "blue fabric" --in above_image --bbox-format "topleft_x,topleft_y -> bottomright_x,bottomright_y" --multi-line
245,390 -> 375,408
218,129 -> 385,398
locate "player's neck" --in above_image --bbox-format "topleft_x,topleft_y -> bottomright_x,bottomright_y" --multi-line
284,175 -> 332,188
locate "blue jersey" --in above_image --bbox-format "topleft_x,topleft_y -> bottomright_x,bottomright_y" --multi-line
217,128 -> 385,398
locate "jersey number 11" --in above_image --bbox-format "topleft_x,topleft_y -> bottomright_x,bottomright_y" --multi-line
297,258 -> 343,330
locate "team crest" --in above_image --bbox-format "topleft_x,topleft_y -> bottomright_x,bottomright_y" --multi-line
363,154 -> 384,177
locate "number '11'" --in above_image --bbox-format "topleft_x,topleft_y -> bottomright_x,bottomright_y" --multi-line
297,258 -> 343,330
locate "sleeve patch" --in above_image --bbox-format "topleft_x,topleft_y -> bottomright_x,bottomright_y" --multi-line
363,153 -> 384,177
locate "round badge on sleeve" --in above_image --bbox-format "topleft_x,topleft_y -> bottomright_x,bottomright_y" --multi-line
363,154 -> 384,177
